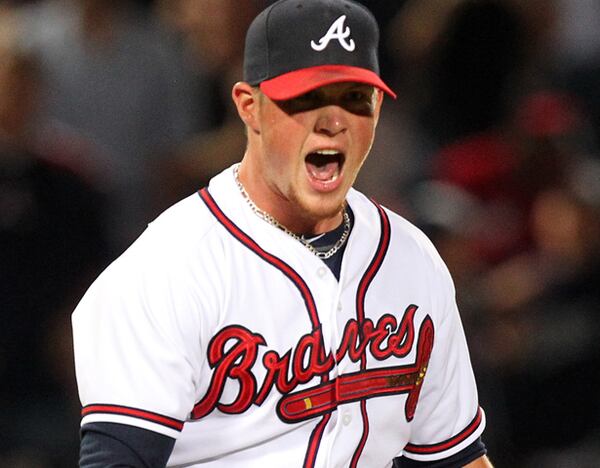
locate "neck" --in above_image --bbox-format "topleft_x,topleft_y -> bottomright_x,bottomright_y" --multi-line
235,163 -> 351,260
236,161 -> 344,235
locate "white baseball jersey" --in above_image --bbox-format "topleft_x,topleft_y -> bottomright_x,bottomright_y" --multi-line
72,165 -> 485,467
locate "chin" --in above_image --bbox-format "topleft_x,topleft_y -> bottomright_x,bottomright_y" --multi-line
303,194 -> 346,220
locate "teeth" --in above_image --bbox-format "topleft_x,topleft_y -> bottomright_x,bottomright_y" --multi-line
315,149 -> 340,155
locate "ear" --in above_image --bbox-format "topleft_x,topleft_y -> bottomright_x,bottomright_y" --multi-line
232,81 -> 260,134
373,89 -> 385,126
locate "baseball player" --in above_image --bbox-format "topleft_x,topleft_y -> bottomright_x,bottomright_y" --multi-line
72,0 -> 492,466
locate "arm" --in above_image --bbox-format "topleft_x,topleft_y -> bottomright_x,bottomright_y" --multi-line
394,437 -> 487,467
397,235 -> 489,466
80,422 -> 175,468
72,228 -> 204,464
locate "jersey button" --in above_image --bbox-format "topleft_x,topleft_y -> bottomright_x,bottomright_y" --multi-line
317,267 -> 327,277
342,413 -> 352,426
337,302 -> 342,311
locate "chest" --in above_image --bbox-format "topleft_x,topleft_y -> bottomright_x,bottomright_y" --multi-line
190,242 -> 436,451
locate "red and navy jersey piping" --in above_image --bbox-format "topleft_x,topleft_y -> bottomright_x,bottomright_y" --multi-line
81,404 -> 184,431
198,188 -> 319,325
198,187 -> 328,468
198,189 -> 394,467
404,407 -> 484,455
350,198 -> 391,468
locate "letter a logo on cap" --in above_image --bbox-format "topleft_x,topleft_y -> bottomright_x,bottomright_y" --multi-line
311,15 -> 356,52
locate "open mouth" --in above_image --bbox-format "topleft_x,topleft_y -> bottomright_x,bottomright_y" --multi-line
305,150 -> 345,184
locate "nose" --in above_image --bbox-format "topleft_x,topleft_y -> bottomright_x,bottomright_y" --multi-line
314,106 -> 347,137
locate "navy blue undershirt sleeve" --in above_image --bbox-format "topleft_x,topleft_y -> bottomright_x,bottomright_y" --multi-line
80,422 -> 175,468
393,437 -> 487,467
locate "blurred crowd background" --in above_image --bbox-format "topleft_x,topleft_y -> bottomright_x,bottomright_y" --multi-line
1,0 -> 599,466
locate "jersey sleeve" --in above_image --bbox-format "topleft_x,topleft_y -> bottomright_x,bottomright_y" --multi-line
402,248 -> 486,462
80,422 -> 176,467
394,437 -> 486,467
72,226 -> 213,440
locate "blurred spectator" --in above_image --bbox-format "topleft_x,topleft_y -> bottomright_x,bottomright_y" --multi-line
384,0 -> 464,105
430,89 -> 586,265
354,0 -> 444,211
1,0 -> 599,466
552,0 -> 600,143
552,0 -> 600,66
153,0 -> 263,207
411,151 -> 600,468
356,0 -> 530,216
475,162 -> 600,466
419,0 -> 527,147
0,10 -> 109,465
153,0 -> 225,134
354,93 -> 433,214
378,4 -> 600,466
17,0 -> 196,253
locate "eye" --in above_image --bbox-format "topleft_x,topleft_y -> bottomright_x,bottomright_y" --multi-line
293,90 -> 324,108
345,90 -> 368,102
340,87 -> 376,116
297,90 -> 320,101
277,90 -> 324,113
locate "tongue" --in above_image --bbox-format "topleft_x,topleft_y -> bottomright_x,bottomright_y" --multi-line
306,160 -> 339,181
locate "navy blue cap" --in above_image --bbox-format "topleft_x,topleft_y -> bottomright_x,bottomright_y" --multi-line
243,0 -> 396,100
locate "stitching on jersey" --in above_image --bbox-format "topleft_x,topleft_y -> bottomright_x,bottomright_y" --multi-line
351,198 -> 391,467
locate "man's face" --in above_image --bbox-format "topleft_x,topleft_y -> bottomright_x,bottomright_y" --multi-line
250,82 -> 383,232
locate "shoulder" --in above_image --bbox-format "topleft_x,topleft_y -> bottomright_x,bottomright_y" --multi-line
388,208 -> 449,277
145,192 -> 218,249
348,189 -> 456,321
116,193 -> 218,274
77,169 -> 240,310
71,190 -> 229,352
129,164 -> 241,265
349,189 -> 449,277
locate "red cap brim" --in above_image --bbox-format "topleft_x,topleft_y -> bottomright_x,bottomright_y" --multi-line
259,64 -> 397,100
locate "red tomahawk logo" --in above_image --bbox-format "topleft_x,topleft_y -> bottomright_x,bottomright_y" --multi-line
277,316 -> 434,423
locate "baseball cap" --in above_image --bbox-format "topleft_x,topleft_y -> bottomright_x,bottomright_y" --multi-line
243,0 -> 396,100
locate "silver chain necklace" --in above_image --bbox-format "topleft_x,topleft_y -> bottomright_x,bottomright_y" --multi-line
234,165 -> 351,259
